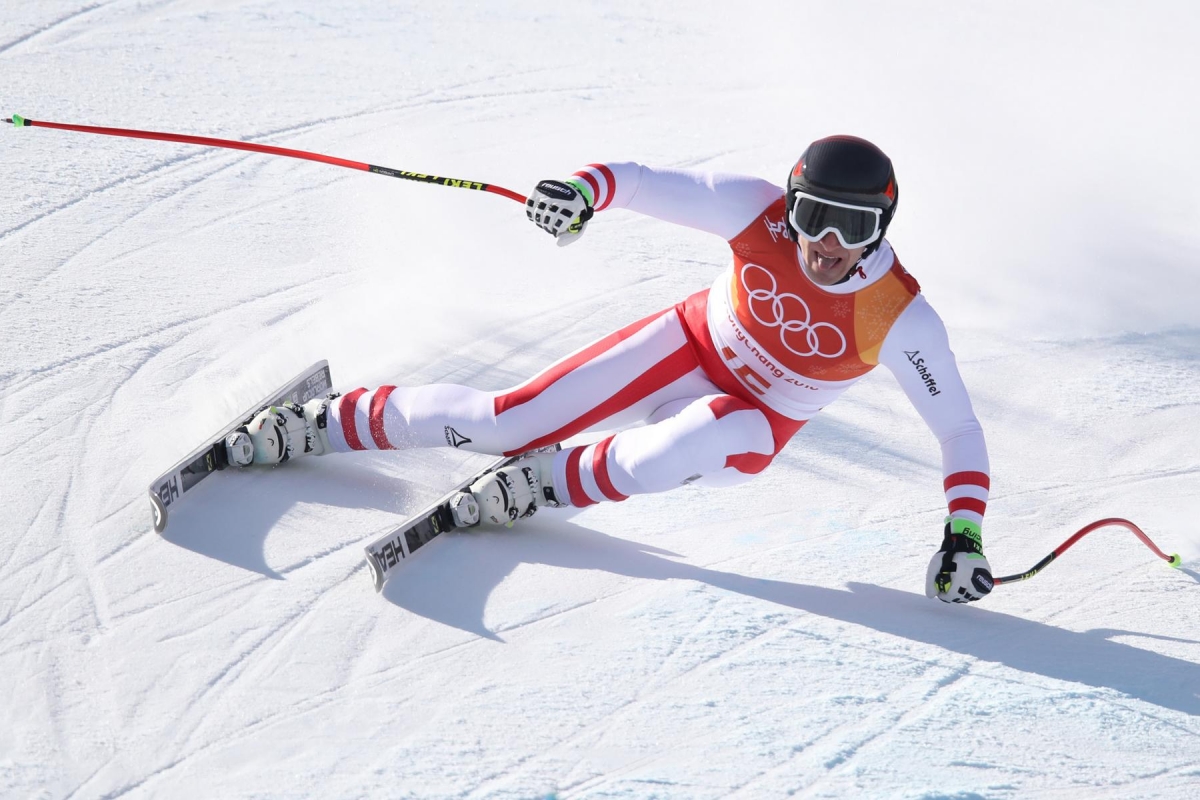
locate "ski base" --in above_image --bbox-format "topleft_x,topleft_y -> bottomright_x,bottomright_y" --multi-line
148,360 -> 333,533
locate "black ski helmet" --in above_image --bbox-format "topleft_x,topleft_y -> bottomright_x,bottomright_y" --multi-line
785,135 -> 898,258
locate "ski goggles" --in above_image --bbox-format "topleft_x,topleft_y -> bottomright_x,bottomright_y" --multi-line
789,191 -> 884,249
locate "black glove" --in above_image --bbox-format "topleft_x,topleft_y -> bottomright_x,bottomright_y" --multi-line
926,517 -> 994,603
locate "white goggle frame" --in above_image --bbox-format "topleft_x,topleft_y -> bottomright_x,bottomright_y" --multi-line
789,191 -> 884,249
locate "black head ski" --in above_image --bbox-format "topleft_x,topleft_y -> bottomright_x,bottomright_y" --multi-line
148,361 -> 333,533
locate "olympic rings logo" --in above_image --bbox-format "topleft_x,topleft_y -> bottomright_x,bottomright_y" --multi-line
739,263 -> 847,359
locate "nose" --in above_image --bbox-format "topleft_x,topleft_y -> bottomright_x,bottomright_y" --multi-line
818,231 -> 841,250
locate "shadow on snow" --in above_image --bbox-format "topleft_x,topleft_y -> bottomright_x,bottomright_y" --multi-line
383,516 -> 1200,717
159,458 -> 422,578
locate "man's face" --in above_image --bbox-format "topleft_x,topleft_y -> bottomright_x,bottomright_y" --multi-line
797,231 -> 867,286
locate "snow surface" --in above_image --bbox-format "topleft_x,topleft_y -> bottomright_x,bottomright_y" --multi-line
3,2 -> 1200,798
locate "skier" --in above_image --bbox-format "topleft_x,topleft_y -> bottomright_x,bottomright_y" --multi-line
235,135 -> 994,604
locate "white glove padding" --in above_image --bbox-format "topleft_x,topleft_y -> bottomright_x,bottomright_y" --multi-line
526,179 -> 594,246
926,518 -> 994,604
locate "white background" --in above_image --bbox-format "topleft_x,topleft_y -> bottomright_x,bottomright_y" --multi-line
2,2 -> 1199,797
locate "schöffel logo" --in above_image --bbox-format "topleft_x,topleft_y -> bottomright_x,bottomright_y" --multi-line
905,350 -> 941,396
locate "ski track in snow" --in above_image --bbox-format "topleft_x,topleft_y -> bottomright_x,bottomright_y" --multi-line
0,151 -> 340,328
0,75 -> 606,253
0,2 -> 108,56
97,575 -> 370,799
745,664 -> 973,798
1,273 -> 334,400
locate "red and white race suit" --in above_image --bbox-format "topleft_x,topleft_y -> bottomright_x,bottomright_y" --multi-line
325,163 -> 990,525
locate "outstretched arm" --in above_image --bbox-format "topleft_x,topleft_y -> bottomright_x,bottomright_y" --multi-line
879,295 -> 990,525
880,296 -> 995,603
530,162 -> 783,243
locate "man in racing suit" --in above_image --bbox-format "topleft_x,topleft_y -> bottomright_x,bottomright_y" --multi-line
242,136 -> 995,604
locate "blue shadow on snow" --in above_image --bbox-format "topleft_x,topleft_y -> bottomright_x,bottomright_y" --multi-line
382,515 -> 1200,717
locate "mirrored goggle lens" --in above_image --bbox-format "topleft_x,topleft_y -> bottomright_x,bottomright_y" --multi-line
789,194 -> 882,248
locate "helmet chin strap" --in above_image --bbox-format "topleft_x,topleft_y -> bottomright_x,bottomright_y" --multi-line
833,260 -> 861,285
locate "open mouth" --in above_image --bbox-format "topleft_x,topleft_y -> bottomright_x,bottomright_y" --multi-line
813,252 -> 842,272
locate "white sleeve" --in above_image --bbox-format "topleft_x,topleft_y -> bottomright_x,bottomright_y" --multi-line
569,162 -> 782,241
879,295 -> 992,527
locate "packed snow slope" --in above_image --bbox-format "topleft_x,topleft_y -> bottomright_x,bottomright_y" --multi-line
3,2 -> 1199,798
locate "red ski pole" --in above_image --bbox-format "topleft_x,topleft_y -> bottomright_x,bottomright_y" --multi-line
4,113 -> 527,204
993,517 -> 1182,586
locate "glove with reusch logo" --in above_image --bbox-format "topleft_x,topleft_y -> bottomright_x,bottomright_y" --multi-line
926,517 -> 994,603
526,179 -> 594,246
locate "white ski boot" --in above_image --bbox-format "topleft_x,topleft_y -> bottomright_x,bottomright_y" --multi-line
461,453 -> 559,527
226,394 -> 338,467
